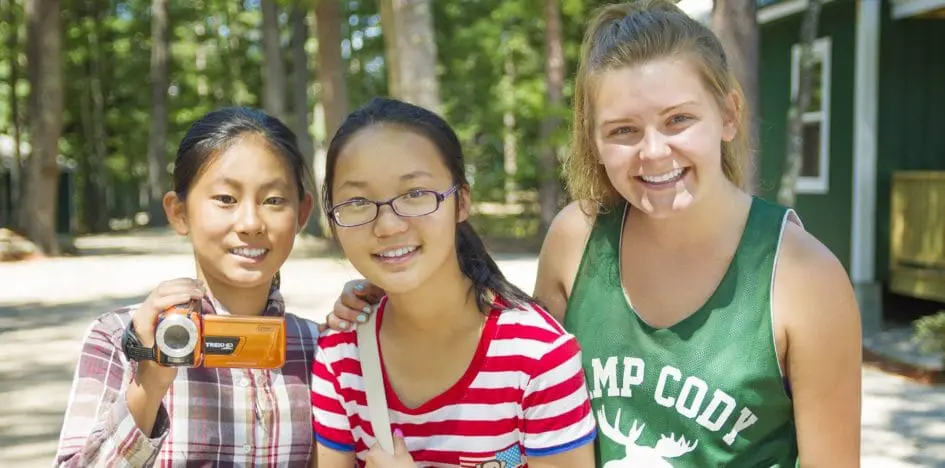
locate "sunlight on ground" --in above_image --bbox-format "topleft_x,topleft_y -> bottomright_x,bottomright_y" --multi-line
0,252 -> 941,466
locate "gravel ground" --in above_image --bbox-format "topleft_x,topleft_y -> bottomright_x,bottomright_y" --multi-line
0,245 -> 942,467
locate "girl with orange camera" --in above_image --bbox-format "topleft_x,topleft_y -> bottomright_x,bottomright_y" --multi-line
55,108 -> 324,466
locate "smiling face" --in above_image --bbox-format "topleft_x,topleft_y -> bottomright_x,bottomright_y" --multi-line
329,124 -> 468,295
593,57 -> 738,218
165,133 -> 311,292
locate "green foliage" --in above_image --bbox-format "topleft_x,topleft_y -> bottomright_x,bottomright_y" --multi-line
469,213 -> 540,240
433,0 -> 610,204
1,0 -> 615,239
342,0 -> 387,108
913,311 -> 945,362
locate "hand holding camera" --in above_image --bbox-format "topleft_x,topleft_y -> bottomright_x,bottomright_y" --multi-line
123,277 -> 287,372
127,278 -> 207,388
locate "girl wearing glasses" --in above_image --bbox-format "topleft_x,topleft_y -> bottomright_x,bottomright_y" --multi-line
310,98 -> 596,468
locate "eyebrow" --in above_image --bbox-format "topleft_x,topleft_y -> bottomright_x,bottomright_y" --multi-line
337,170 -> 435,190
218,177 -> 290,190
660,100 -> 698,115
599,100 -> 699,127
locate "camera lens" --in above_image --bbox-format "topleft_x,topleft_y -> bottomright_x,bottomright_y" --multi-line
163,324 -> 191,350
155,314 -> 199,359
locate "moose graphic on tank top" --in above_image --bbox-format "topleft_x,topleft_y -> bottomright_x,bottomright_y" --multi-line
597,406 -> 699,467
591,357 -> 762,467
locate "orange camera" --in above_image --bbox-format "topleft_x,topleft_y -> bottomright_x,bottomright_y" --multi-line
153,299 -> 286,369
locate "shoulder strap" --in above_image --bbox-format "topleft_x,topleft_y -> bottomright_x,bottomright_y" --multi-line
356,304 -> 394,453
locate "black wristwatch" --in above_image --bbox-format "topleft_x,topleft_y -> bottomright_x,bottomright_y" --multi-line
121,322 -> 156,362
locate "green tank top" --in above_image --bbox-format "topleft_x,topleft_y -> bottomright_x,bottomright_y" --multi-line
564,197 -> 798,467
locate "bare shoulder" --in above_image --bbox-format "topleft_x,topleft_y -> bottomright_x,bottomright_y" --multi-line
773,220 -> 862,356
773,212 -> 863,462
535,200 -> 599,323
777,221 -> 851,299
539,200 -> 597,272
547,200 -> 597,242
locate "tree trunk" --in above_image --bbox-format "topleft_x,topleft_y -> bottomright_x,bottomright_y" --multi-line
379,0 -> 399,98
290,3 -> 314,164
195,23 -> 208,99
381,0 -> 440,113
538,0 -> 564,235
89,3 -> 109,232
501,42 -> 518,204
79,74 -> 96,233
79,0 -> 108,233
147,0 -> 169,226
777,0 -> 822,208
314,0 -> 347,234
5,0 -> 23,230
23,0 -> 63,254
315,0 -> 348,139
219,2 -> 237,103
261,0 -> 288,120
711,0 -> 759,194
290,1 -> 322,237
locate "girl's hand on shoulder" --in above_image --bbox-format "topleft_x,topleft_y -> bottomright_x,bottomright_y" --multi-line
323,279 -> 385,332
364,430 -> 416,468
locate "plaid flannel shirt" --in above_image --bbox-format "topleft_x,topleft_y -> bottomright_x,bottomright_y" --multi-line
54,289 -> 320,467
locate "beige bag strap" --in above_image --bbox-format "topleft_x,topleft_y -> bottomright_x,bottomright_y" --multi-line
356,304 -> 394,453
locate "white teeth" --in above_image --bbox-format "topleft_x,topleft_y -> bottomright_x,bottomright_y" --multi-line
377,246 -> 417,258
230,248 -> 267,258
641,168 -> 685,184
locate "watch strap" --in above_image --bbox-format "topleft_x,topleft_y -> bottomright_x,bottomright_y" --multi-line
122,322 -> 155,362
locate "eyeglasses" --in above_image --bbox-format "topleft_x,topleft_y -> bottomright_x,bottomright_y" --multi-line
328,185 -> 460,227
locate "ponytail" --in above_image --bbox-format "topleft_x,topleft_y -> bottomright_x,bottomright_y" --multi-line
456,221 -> 533,311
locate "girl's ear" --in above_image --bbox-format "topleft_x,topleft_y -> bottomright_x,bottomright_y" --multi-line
297,192 -> 315,233
721,91 -> 741,142
457,185 -> 471,224
164,191 -> 189,236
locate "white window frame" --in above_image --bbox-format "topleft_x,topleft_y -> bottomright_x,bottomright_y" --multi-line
790,36 -> 832,195
759,0 -> 836,24
891,0 -> 945,19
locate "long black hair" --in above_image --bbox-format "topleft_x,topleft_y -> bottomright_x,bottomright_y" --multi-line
323,97 -> 534,311
173,106 -> 315,202
173,107 -> 315,290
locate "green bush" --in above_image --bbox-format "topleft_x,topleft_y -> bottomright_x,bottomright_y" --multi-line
468,213 -> 540,239
913,310 -> 945,363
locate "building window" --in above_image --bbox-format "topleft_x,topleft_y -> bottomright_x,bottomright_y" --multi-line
790,36 -> 831,194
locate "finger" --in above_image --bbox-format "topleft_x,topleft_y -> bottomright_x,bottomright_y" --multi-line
350,279 -> 384,302
334,300 -> 371,325
156,278 -> 205,294
325,311 -> 356,332
364,443 -> 384,466
150,293 -> 203,314
356,282 -> 385,302
339,287 -> 374,312
153,283 -> 205,301
392,428 -> 409,454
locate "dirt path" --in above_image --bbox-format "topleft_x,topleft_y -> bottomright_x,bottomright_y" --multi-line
1,252 -> 942,467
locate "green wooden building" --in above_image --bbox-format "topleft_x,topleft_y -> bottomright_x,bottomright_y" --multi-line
680,0 -> 945,329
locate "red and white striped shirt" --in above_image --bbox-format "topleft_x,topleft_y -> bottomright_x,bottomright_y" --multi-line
311,297 -> 596,467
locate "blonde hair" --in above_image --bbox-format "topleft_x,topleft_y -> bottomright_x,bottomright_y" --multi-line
565,0 -> 750,212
